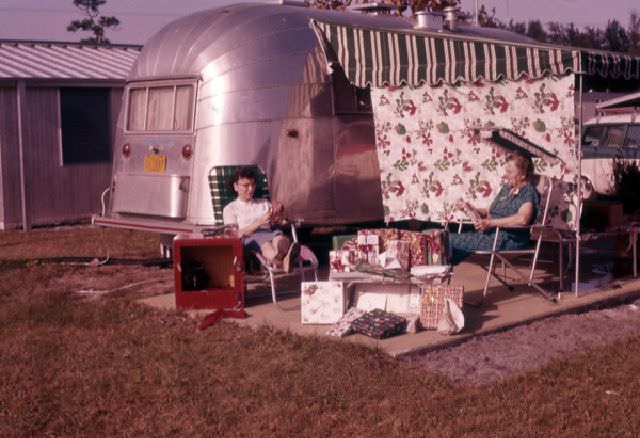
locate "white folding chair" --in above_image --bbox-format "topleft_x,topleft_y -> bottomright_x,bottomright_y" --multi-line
474,175 -> 557,303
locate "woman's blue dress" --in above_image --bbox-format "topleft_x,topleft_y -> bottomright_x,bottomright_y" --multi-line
448,182 -> 540,265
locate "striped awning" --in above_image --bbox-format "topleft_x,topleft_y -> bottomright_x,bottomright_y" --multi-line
312,20 -> 640,87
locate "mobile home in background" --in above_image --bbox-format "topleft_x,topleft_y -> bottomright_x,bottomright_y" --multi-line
0,40 -> 140,230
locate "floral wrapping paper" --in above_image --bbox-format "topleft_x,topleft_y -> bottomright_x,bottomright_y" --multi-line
371,76 -> 579,230
352,308 -> 407,339
419,285 -> 464,330
301,282 -> 346,324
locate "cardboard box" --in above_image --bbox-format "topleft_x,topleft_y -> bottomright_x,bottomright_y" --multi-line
353,283 -> 421,315
581,201 -> 624,229
301,281 -> 346,324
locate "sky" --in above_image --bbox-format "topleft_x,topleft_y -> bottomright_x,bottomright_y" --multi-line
0,0 -> 638,45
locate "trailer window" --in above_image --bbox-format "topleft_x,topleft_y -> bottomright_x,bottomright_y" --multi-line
174,85 -> 194,131
126,82 -> 195,132
147,86 -> 174,130
332,66 -> 372,114
127,88 -> 146,131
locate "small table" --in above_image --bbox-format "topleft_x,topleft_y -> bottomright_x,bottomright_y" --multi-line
329,267 -> 452,312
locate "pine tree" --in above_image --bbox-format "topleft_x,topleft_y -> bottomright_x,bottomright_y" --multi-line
67,0 -> 120,44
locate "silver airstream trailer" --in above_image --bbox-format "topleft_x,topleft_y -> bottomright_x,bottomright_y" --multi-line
93,3 -> 537,239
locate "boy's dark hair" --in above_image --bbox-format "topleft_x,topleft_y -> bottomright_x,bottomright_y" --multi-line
227,166 -> 256,193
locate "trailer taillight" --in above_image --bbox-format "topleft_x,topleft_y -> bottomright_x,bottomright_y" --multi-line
181,144 -> 193,160
122,143 -> 131,158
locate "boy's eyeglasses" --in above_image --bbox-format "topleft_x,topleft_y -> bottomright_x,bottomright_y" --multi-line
237,183 -> 256,189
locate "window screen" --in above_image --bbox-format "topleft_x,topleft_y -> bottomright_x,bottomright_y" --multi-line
127,88 -> 146,131
125,82 -> 195,132
60,87 -> 110,164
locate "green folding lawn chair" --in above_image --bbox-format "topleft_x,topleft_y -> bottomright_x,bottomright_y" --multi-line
208,165 -> 318,305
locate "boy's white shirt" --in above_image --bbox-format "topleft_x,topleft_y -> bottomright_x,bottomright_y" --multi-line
223,198 -> 272,231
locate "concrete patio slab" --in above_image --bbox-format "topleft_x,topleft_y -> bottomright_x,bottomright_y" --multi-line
140,253 -> 640,358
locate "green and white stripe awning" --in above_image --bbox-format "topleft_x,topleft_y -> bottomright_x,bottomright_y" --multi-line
312,20 -> 640,87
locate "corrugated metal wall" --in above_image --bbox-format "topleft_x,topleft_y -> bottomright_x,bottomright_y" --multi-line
0,85 -> 123,229
0,87 -> 21,229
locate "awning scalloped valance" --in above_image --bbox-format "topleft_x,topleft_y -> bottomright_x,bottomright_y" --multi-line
311,20 -> 640,87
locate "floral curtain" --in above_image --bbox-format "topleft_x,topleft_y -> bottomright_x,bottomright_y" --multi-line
371,75 -> 579,229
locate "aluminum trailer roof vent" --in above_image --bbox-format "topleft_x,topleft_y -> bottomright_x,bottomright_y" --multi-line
352,2 -> 398,15
413,10 -> 444,31
443,6 -> 461,32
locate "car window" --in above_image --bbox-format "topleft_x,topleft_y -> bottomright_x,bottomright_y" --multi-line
603,125 -> 626,147
583,125 -> 605,146
626,125 -> 640,148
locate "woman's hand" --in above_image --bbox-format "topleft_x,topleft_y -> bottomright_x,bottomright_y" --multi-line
474,218 -> 493,232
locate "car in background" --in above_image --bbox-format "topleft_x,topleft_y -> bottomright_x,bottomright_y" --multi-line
582,91 -> 640,196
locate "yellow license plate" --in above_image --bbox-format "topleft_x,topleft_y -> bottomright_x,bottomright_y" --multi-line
144,154 -> 166,172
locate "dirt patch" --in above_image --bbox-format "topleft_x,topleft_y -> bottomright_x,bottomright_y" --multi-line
406,299 -> 640,386
53,264 -> 174,301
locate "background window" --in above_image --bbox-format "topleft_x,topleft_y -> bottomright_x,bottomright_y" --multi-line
60,87 -> 111,164
625,125 -> 640,148
603,125 -> 626,147
583,125 -> 605,146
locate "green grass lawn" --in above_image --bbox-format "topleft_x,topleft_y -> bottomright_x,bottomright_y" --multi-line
1,226 -> 639,436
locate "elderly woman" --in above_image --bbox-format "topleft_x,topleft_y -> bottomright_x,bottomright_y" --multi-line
449,152 -> 540,265
223,166 -> 299,273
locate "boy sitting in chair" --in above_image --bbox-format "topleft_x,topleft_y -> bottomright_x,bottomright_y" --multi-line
223,166 -> 300,273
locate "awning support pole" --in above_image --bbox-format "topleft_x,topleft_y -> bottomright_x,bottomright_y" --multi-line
575,74 -> 583,297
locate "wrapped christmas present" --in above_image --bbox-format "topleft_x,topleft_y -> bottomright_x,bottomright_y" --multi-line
422,228 -> 449,266
326,307 -> 367,337
332,234 -> 357,251
399,229 -> 428,268
357,228 -> 401,252
329,250 -> 357,273
419,285 -> 464,330
301,281 -> 346,324
352,308 -> 407,339
378,239 -> 411,271
356,233 -> 380,266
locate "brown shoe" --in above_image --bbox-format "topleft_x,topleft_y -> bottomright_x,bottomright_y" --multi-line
282,242 -> 300,273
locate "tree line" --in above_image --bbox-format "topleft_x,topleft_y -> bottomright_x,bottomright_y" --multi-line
67,0 -> 639,54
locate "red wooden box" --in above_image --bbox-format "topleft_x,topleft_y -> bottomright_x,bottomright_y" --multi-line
173,234 -> 244,310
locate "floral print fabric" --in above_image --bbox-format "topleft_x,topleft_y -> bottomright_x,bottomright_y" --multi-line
371,75 -> 579,229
